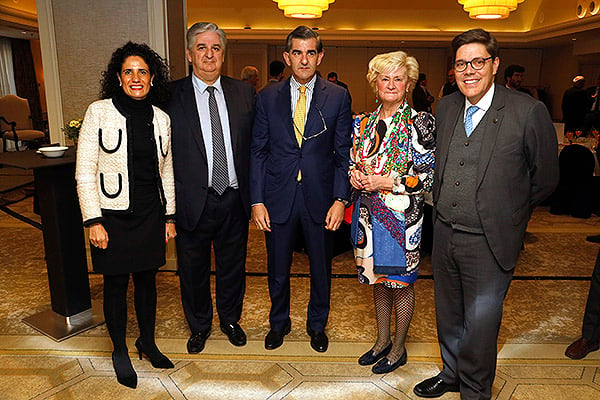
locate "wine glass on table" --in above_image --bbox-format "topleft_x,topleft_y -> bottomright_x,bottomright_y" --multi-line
566,131 -> 574,144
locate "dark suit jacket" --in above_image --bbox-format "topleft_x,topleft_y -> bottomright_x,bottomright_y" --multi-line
433,85 -> 559,270
167,75 -> 255,231
250,76 -> 352,224
413,84 -> 434,112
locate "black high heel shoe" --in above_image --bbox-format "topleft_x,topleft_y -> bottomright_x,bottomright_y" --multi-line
112,351 -> 137,388
358,342 -> 392,366
135,337 -> 174,369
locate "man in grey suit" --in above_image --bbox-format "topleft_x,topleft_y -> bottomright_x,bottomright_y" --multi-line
414,29 -> 559,400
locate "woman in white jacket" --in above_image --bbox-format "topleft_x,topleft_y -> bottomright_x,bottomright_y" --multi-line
76,42 -> 176,388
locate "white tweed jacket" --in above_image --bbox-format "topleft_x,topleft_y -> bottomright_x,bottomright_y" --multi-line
75,99 -> 176,225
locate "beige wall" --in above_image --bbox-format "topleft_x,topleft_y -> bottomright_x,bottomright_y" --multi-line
228,43 -> 551,115
51,0 -> 150,122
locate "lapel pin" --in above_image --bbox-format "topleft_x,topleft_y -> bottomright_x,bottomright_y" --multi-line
493,118 -> 498,123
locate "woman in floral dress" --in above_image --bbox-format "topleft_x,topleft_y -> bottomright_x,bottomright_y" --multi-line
349,50 -> 435,374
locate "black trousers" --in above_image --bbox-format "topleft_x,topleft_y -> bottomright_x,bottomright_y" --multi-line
176,189 -> 248,334
583,247 -> 600,342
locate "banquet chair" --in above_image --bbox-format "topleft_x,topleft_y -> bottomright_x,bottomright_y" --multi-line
0,94 -> 48,151
550,144 -> 596,218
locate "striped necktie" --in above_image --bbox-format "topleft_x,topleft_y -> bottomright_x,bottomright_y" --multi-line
206,86 -> 229,195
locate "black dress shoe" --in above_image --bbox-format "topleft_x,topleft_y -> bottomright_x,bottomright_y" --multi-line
220,322 -> 247,346
306,325 -> 328,353
187,329 -> 211,354
413,376 -> 459,398
265,320 -> 291,350
372,350 -> 407,374
358,342 -> 392,366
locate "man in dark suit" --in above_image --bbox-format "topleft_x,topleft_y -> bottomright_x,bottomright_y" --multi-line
562,75 -> 589,134
584,75 -> 600,134
414,29 -> 559,399
250,26 -> 352,353
412,73 -> 435,112
167,22 -> 255,354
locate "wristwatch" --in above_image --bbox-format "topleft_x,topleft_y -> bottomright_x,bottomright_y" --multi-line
335,197 -> 349,206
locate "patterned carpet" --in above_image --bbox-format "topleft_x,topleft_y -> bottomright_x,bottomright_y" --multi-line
1,195 -> 600,399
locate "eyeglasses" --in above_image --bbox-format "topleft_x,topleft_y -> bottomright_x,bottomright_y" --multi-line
293,107 -> 327,141
454,56 -> 493,72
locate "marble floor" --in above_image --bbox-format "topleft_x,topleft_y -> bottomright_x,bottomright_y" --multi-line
1,192 -> 600,399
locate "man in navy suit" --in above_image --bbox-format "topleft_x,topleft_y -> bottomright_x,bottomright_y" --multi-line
250,26 -> 352,353
167,22 -> 255,354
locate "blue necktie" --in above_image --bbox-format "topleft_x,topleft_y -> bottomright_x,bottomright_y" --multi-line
464,105 -> 479,137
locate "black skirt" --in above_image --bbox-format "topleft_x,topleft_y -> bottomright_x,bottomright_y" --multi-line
91,184 -> 165,275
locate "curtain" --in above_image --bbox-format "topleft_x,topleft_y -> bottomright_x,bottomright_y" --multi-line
10,38 -> 43,130
0,37 -> 17,96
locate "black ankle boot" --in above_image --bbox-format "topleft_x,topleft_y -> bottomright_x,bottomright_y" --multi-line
112,351 -> 137,388
135,337 -> 174,369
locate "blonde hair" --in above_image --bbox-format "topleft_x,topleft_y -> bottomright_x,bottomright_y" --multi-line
366,51 -> 419,95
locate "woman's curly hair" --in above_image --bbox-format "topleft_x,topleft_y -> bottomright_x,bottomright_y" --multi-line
100,41 -> 170,107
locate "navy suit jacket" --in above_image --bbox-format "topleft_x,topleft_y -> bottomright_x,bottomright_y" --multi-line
167,75 -> 255,231
250,76 -> 352,224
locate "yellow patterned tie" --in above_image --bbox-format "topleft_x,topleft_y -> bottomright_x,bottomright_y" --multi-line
293,85 -> 306,147
293,85 -> 306,181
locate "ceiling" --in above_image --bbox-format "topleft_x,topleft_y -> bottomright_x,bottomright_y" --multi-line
1,0 -> 600,48
189,0 -> 600,48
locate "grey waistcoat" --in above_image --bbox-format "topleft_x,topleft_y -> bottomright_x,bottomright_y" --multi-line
436,112 -> 488,233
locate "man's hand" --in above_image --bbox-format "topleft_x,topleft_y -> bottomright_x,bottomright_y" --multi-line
325,201 -> 345,231
89,223 -> 109,249
251,204 -> 271,232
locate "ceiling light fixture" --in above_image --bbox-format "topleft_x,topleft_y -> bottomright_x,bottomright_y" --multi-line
458,0 -> 524,20
273,0 -> 335,19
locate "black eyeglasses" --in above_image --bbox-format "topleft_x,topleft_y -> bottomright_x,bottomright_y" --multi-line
454,56 -> 493,72
293,107 -> 327,141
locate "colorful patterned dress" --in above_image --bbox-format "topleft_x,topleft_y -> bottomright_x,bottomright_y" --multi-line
349,102 -> 435,288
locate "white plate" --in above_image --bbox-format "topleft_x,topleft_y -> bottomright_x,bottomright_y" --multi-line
38,146 -> 69,158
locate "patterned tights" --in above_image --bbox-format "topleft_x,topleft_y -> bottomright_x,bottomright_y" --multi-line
371,283 -> 415,363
